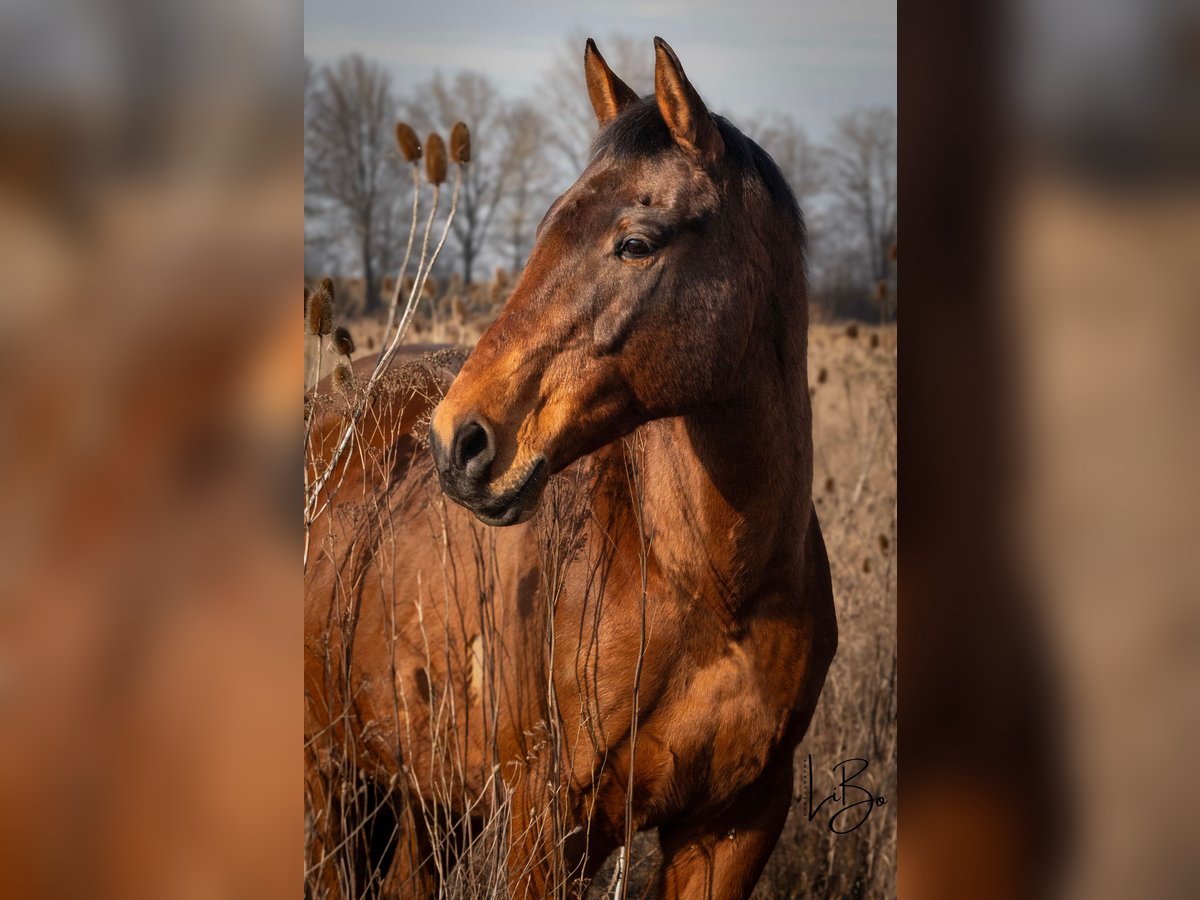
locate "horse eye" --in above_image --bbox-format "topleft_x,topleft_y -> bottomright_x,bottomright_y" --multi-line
618,237 -> 655,259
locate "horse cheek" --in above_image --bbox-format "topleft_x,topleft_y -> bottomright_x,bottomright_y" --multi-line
593,300 -> 637,353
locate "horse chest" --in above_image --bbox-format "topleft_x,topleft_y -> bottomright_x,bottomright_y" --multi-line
569,615 -> 806,827
659,640 -> 795,809
549,546 -> 814,820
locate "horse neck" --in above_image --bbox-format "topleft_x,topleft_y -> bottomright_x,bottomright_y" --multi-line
611,294 -> 812,622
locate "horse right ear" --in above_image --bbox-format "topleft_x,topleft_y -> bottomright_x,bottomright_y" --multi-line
584,38 -> 638,127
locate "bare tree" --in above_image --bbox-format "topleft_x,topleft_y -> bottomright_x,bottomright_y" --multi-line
497,100 -> 555,272
746,112 -> 827,213
823,107 -> 896,283
407,71 -> 514,284
538,31 -> 654,175
305,54 -> 409,312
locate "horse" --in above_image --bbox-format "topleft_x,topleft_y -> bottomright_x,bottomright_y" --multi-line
304,37 -> 837,899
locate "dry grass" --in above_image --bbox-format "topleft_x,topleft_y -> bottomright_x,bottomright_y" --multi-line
304,292 -> 896,898
756,322 -> 896,899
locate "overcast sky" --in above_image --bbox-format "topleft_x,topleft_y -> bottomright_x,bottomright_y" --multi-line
304,0 -> 895,141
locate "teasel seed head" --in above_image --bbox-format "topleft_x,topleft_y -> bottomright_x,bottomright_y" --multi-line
449,122 -> 471,164
395,122 -> 422,162
307,279 -> 334,336
425,133 -> 447,185
330,325 -> 355,358
333,362 -> 356,397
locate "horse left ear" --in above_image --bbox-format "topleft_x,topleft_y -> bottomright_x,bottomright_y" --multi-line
653,37 -> 723,165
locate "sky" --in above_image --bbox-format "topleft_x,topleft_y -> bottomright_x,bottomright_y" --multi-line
304,0 -> 896,141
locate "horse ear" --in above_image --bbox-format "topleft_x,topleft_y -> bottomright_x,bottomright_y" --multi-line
584,38 -> 638,127
653,36 -> 723,164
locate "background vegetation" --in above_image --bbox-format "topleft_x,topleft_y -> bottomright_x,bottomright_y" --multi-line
304,34 -> 896,322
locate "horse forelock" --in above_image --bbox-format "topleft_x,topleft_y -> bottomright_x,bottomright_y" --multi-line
589,97 -> 804,233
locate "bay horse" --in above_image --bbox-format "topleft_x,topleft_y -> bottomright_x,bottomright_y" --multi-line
304,37 -> 836,899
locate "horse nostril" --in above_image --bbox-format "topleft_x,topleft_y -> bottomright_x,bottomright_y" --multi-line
451,418 -> 494,480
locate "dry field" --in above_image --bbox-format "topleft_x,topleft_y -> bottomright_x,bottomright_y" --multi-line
305,279 -> 896,898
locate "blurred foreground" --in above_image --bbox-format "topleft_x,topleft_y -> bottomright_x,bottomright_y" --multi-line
0,1 -> 301,898
900,2 -> 1199,899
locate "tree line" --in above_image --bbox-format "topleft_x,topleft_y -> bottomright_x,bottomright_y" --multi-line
305,35 -> 895,320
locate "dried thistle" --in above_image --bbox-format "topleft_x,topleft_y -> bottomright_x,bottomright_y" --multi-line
817,367 -> 828,384
395,122 -> 422,162
870,333 -> 880,349
889,241 -> 898,262
333,362 -> 356,397
879,534 -> 890,552
307,280 -> 334,336
449,122 -> 471,164
425,133 -> 447,185
845,323 -> 859,340
873,280 -> 889,302
330,325 -> 355,358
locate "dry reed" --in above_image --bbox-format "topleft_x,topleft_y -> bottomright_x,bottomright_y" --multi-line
395,122 -> 422,162
332,362 -> 356,397
331,325 -> 356,358
425,133 -> 448,185
308,279 -> 335,337
450,121 -> 471,164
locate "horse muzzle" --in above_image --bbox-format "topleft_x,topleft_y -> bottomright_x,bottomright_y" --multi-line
428,418 -> 548,526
